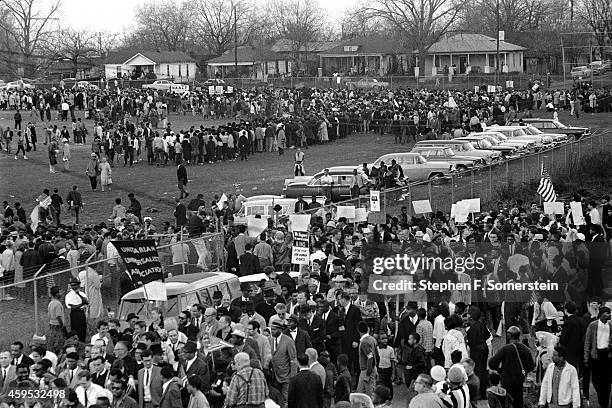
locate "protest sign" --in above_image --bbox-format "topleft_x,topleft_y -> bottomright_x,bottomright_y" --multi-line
570,201 -> 585,225
506,81 -> 514,88
215,86 -> 224,94
192,238 -> 212,271
450,203 -> 457,219
412,200 -> 432,214
291,231 -> 310,265
543,202 -> 564,215
464,198 -> 481,213
246,217 -> 268,237
112,240 -> 166,300
336,206 -> 356,220
350,208 -> 368,223
289,214 -> 312,232
367,212 -> 387,224
455,201 -> 471,223
370,191 -> 381,212
227,86 -> 233,93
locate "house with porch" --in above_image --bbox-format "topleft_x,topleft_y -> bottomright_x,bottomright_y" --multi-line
103,51 -> 197,81
205,46 -> 292,80
318,36 -> 412,76
425,33 -> 525,76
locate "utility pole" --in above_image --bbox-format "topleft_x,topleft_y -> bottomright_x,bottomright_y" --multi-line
234,4 -> 238,77
495,0 -> 500,86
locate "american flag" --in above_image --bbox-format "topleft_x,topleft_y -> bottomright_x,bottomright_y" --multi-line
537,166 -> 557,202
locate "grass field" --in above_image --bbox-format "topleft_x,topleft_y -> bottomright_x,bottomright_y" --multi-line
0,108 -> 610,353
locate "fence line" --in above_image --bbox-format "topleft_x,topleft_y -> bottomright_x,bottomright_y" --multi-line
299,129 -> 611,220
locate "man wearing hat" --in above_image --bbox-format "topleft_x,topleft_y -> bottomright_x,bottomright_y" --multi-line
488,326 -> 535,408
127,193 -> 142,223
255,285 -> 280,324
269,320 -> 297,407
65,277 -> 89,342
229,325 -> 259,362
285,314 -> 312,356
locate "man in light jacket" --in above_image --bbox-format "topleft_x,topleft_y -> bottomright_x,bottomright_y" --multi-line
583,306 -> 612,408
538,345 -> 580,408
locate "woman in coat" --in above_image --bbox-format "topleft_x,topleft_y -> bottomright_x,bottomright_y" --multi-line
78,266 -> 103,321
99,157 -> 112,192
85,152 -> 100,191
61,138 -> 70,171
318,116 -> 329,143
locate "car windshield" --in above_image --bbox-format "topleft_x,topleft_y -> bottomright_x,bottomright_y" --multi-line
553,121 -> 567,128
443,148 -> 454,156
512,129 -> 527,136
479,139 -> 493,148
416,155 -> 427,164
458,143 -> 475,151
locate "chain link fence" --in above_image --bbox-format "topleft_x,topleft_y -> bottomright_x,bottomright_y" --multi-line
298,128 -> 612,220
0,232 -> 225,335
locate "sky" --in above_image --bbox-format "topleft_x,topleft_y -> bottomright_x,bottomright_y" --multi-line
59,0 -> 354,33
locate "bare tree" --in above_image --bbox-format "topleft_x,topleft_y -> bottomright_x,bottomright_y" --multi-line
360,0 -> 467,71
340,6 -> 386,39
264,0 -> 327,72
579,0 -> 612,58
192,0 -> 256,56
55,28 -> 98,77
130,0 -> 191,52
0,0 -> 61,77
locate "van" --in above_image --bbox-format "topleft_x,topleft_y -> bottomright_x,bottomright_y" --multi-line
233,197 -> 299,225
118,272 -> 242,328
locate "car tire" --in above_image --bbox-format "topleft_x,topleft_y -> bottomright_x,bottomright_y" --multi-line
456,164 -> 468,171
428,172 -> 444,180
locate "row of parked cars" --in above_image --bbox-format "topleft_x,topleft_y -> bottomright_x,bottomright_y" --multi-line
281,118 -> 591,202
570,60 -> 612,78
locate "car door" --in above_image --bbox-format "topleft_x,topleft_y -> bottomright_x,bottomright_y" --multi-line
333,175 -> 352,199
400,154 -> 419,180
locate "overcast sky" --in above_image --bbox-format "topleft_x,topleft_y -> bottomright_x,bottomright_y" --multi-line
59,0 -> 354,33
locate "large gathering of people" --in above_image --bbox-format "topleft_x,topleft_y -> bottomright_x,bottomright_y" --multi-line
1,79 -> 612,408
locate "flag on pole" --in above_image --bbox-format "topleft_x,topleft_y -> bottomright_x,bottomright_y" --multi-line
537,166 -> 557,202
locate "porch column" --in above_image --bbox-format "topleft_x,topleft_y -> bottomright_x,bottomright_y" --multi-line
467,54 -> 470,64
450,54 -> 453,66
486,54 -> 489,66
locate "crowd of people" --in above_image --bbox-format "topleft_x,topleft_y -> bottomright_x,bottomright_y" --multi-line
1,80 -> 612,408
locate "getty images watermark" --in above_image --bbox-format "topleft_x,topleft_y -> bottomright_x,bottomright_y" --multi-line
369,254 -> 560,294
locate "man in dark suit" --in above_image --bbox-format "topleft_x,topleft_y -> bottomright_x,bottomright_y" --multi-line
288,354 -> 323,408
10,342 -> 34,367
176,161 -> 188,199
337,292 -> 362,374
231,282 -> 253,312
298,305 -> 326,353
238,243 -> 261,276
316,300 -> 341,365
173,198 -> 187,228
286,314 -> 312,356
559,301 -> 587,370
177,342 -> 209,407
158,366 -> 182,408
137,350 -> 163,408
394,302 -> 418,348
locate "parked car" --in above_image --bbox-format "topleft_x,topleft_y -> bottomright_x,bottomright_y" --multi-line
347,77 -> 389,90
3,79 -> 35,90
366,152 -> 453,181
468,131 -> 536,152
410,146 -> 484,170
454,135 -> 519,157
142,80 -> 189,92
507,118 -> 590,139
282,166 -> 369,202
233,197 -> 301,225
72,81 -> 99,91
489,126 -> 552,147
570,66 -> 592,78
413,139 -> 502,164
202,78 -> 226,86
520,125 -> 569,143
588,60 -> 612,75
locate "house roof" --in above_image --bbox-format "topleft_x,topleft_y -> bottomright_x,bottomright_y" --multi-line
205,46 -> 280,65
271,39 -> 340,53
428,33 -> 526,54
319,36 -> 410,56
104,50 -> 196,65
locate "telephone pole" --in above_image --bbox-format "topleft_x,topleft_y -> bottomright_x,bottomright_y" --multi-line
495,0 -> 500,86
234,4 -> 238,76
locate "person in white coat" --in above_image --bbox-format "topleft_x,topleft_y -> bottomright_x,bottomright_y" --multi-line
538,345 -> 580,408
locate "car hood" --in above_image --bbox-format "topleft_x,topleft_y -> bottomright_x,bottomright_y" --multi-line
284,176 -> 313,186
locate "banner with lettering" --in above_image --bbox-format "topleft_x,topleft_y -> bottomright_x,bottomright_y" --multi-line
112,240 -> 165,300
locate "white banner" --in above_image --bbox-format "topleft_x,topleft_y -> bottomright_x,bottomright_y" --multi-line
289,214 -> 311,232
192,238 -> 212,271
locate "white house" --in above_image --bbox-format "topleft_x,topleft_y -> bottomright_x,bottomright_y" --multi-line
205,46 -> 293,80
103,51 -> 197,81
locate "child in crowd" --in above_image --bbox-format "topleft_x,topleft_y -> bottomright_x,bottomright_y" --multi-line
376,332 -> 396,399
430,365 -> 447,393
486,371 -> 513,408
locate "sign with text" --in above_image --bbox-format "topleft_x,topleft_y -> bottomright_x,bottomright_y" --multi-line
370,190 -> 381,212
367,212 -> 387,224
291,231 -> 310,265
543,202 -> 564,215
112,240 -> 165,300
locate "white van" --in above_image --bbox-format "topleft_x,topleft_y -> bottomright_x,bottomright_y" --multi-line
233,197 -> 298,225
118,272 -> 242,328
